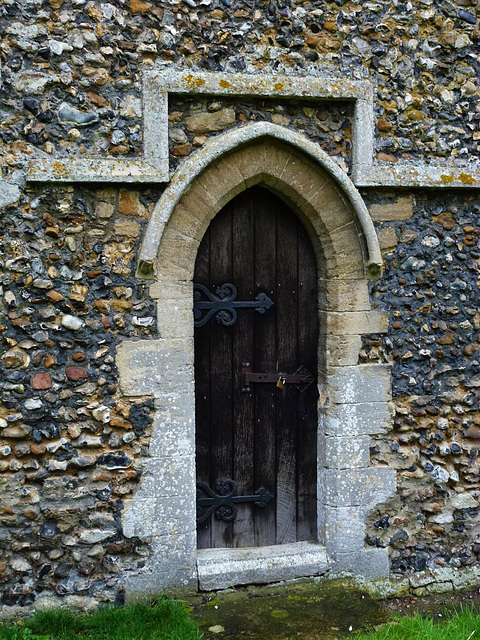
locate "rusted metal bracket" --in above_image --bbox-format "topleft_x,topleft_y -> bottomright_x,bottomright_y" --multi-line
241,363 -> 315,393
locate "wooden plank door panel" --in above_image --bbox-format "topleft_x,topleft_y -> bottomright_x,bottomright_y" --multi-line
253,190 -> 277,547
195,186 -> 318,549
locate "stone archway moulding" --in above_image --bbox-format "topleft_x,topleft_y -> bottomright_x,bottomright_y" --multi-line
137,122 -> 382,280
117,126 -> 396,593
24,68 -> 479,189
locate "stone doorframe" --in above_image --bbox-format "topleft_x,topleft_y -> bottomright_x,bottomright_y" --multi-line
117,123 -> 396,594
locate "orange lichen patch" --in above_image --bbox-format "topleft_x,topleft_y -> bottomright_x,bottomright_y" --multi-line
440,174 -> 455,184
274,82 -> 284,91
52,161 -> 67,175
459,172 -> 476,185
219,79 -> 233,88
183,74 -> 206,89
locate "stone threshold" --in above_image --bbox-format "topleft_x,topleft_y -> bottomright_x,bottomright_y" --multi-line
197,541 -> 329,591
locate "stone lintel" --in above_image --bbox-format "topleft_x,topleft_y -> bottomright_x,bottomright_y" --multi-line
27,158 -> 168,183
151,68 -> 370,100
354,162 -> 480,189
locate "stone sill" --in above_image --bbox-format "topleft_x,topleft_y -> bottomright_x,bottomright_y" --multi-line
197,541 -> 329,591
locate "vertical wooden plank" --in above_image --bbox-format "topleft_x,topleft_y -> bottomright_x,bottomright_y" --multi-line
231,191 -> 256,547
194,227 -> 212,549
296,222 -> 319,542
275,196 -> 299,545
253,187 -> 278,547
208,206 -> 235,548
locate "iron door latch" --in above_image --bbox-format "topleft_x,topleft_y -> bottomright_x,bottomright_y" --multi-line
241,362 -> 315,393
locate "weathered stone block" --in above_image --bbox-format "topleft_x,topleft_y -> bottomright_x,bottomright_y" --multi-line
113,219 -> 141,238
319,278 -> 371,312
378,226 -> 398,251
148,393 -> 195,458
197,541 -> 329,590
331,548 -> 390,579
124,455 -> 196,508
319,506 -> 367,553
319,435 -> 371,469
124,530 -> 198,594
369,197 -> 413,221
324,310 -> 389,335
194,152 -> 246,212
117,338 -> 193,397
185,108 -> 236,134
326,334 -> 362,367
156,227 -> 200,282
327,364 -> 392,405
321,223 -> 366,279
319,467 -> 396,508
150,280 -> 194,339
122,494 -> 196,539
308,181 -> 353,234
95,201 -> 114,219
321,401 -> 394,436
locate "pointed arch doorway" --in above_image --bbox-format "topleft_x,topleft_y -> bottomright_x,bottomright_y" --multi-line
194,186 -> 319,550
119,127 -> 394,593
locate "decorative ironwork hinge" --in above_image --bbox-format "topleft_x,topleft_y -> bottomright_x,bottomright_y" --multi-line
242,363 -> 315,393
196,479 -> 273,523
193,283 -> 274,327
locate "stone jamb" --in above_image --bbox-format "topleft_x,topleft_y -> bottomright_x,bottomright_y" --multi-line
24,69 -> 480,188
117,132 -> 396,593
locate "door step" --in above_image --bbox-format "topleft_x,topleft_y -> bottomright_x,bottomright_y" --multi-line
197,541 -> 329,590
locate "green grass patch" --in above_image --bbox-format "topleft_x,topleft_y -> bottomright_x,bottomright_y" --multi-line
0,598 -> 202,640
355,605 -> 480,640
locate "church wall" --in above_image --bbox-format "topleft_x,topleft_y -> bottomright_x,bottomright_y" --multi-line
1,0 -> 479,615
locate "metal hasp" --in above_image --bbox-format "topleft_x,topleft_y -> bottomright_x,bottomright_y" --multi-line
196,479 -> 273,523
242,363 -> 315,393
193,283 -> 274,327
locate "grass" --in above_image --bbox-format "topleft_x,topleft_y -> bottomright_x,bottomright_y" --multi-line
0,598 -> 202,640
355,605 -> 480,640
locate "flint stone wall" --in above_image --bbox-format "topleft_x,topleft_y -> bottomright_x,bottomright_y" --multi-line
0,0 -> 480,616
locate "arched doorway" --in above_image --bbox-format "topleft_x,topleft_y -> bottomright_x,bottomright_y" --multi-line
194,186 -> 318,549
119,127 -> 394,593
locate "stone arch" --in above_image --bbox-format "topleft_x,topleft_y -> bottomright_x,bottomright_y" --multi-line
138,122 -> 382,280
118,124 -> 396,594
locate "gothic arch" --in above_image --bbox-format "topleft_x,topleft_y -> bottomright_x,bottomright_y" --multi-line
138,122 -> 382,280
118,124 -> 395,594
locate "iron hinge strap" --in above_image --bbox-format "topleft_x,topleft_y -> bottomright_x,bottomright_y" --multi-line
196,480 -> 273,524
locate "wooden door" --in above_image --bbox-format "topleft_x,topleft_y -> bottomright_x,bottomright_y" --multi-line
194,186 -> 318,549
